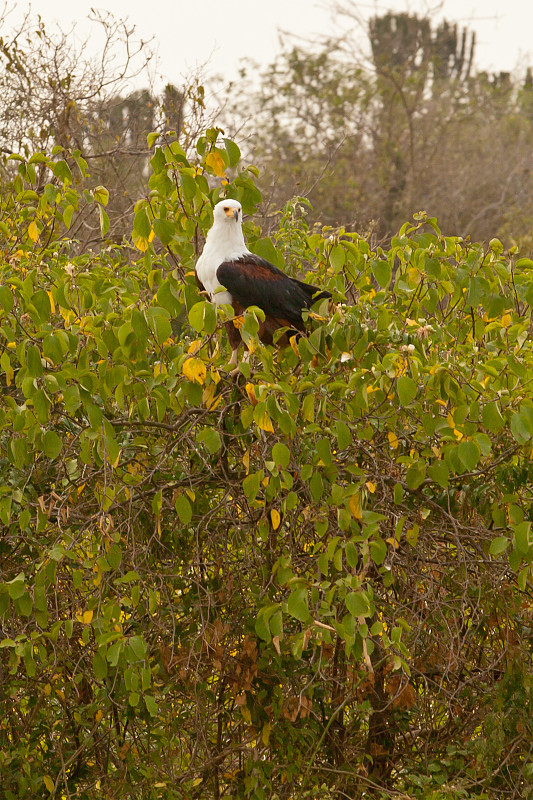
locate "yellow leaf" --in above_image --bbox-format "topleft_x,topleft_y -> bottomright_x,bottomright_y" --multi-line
205,151 -> 226,177
132,229 -> 155,252
28,220 -> 39,242
261,722 -> 272,746
82,609 -> 93,624
349,493 -> 362,520
386,536 -> 400,549
95,709 -> 103,723
270,509 -> 281,530
290,334 -> 299,356
43,775 -> 55,793
242,449 -> 250,475
44,682 -> 52,696
93,564 -> 103,587
202,383 -> 221,410
366,481 -> 376,493
47,291 -> 55,313
256,408 -> 274,433
245,383 -> 258,406
241,704 -> 252,723
153,362 -> 168,378
232,314 -> 244,330
187,339 -> 202,354
182,357 -> 207,385
388,431 -> 399,450
192,777 -> 203,787
501,313 -> 512,327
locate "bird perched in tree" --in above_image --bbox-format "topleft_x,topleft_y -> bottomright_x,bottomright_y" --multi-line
195,198 -> 330,368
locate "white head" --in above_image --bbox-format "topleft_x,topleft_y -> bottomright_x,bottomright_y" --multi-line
196,198 -> 248,295
212,198 -> 243,227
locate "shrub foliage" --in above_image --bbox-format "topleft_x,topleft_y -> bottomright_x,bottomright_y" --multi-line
1,131 -> 533,799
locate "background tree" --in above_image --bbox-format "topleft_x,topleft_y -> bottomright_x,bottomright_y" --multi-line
221,7 -> 533,252
0,9 -> 217,248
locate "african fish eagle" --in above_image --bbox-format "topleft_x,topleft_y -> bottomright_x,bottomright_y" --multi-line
195,198 -> 330,368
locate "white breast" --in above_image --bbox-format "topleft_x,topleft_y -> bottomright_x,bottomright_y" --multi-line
196,229 -> 250,306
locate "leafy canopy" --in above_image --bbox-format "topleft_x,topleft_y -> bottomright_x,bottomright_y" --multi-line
0,130 -> 533,800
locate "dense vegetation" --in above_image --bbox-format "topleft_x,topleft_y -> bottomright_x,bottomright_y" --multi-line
1,5 -> 533,800
1,128 -> 533,800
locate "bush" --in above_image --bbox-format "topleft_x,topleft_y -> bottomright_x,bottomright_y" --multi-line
0,131 -> 532,799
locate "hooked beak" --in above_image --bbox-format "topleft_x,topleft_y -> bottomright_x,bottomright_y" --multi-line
225,207 -> 239,221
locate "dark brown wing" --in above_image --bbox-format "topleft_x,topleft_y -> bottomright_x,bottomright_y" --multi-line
217,254 -> 330,326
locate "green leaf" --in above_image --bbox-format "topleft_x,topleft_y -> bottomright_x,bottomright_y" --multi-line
345,591 -> 372,618
243,471 -> 263,502
152,313 -> 172,345
144,695 -> 158,716
335,420 -> 351,450
32,289 -> 51,321
405,461 -> 426,490
457,440 -> 480,471
329,244 -> 345,270
369,537 -> 387,565
255,604 -> 281,643
249,237 -> 283,269
514,521 -> 531,554
189,301 -> 217,334
0,285 -> 14,312
196,428 -> 221,455
42,430 -> 62,459
93,185 -> 109,206
7,575 -> 25,600
175,494 -> 192,524
428,460 -> 449,488
27,344 -> 43,377
93,649 -> 108,679
489,536 -> 509,556
180,172 -> 197,200
224,137 -> 241,167
510,411 -> 531,444
153,218 -> 175,246
287,588 -> 310,622
108,544 -> 122,570
397,375 -> 417,405
53,159 -> 72,183
372,259 -> 391,288
272,442 -> 290,469
133,208 -> 152,238
98,206 -> 110,237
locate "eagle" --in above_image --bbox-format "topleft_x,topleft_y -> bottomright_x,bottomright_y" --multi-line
195,198 -> 330,368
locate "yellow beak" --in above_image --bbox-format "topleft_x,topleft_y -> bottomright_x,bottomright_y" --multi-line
225,208 -> 239,221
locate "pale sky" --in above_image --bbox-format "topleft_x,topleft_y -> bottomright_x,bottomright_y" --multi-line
5,0 -> 533,89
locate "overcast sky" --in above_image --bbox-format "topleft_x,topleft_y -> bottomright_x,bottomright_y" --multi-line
6,0 -> 533,88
